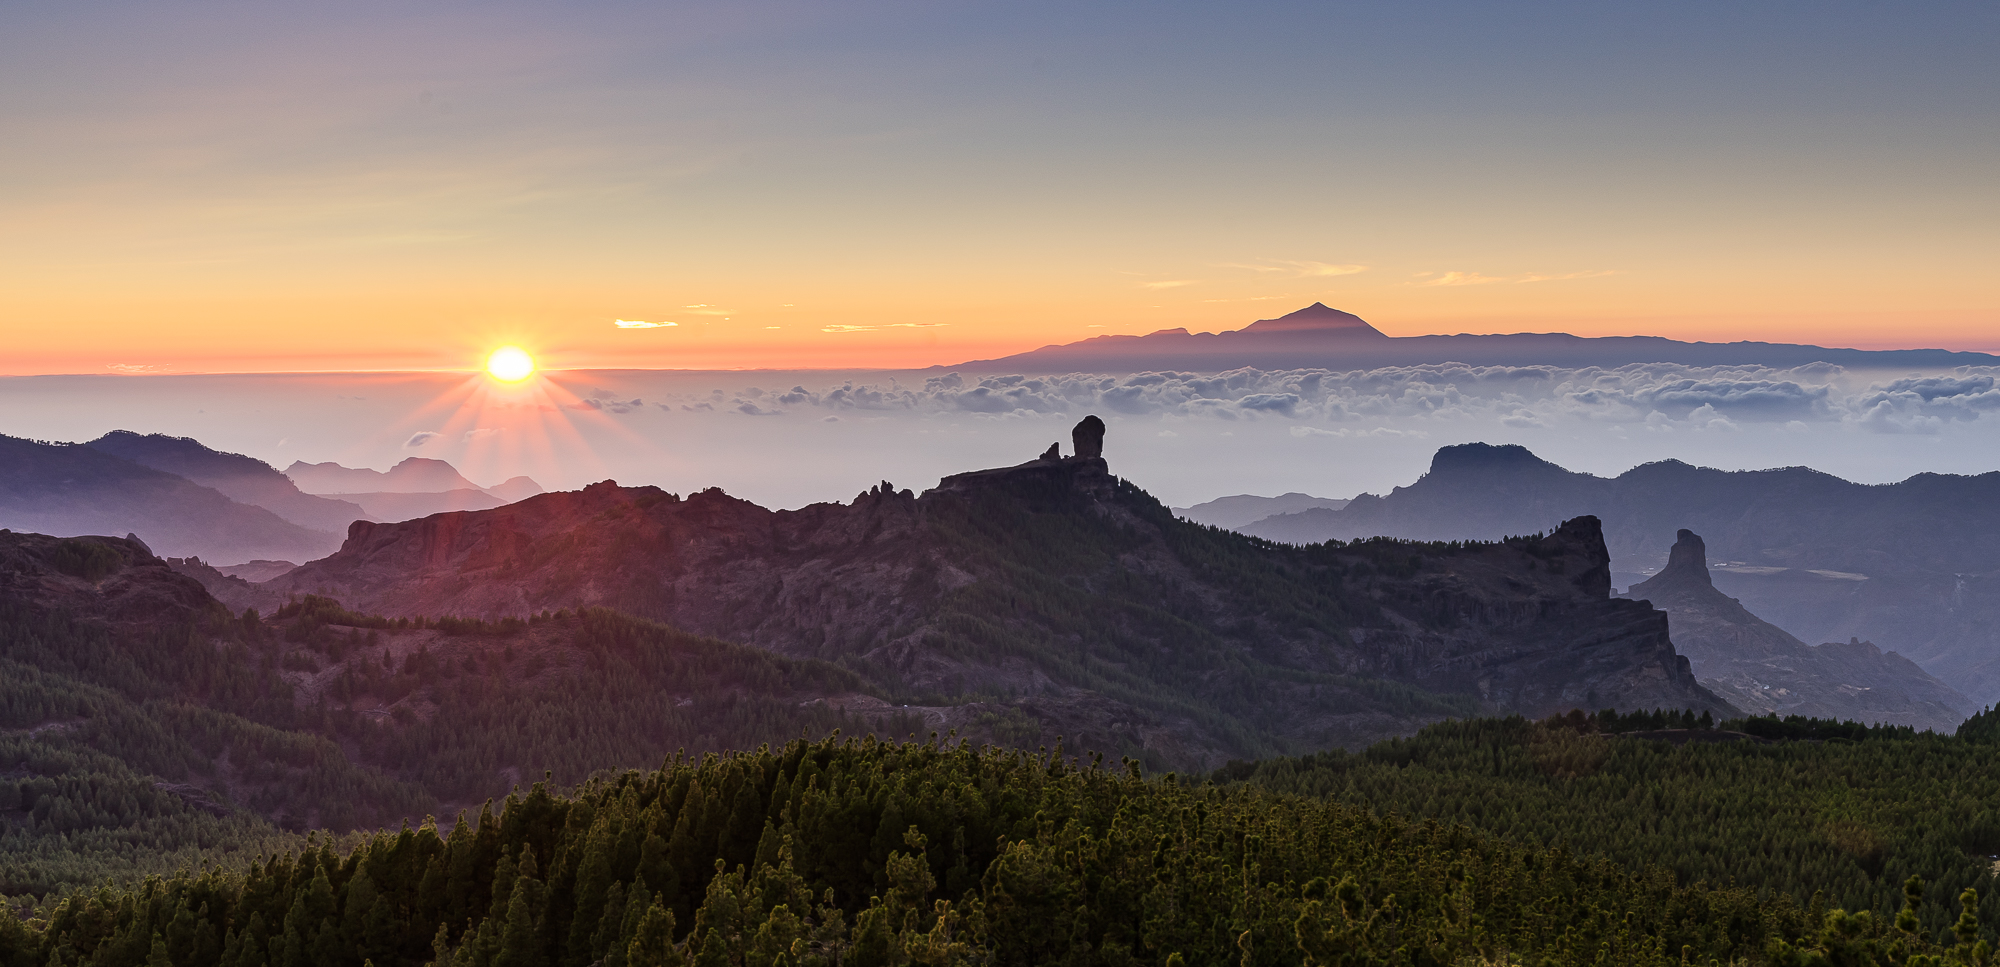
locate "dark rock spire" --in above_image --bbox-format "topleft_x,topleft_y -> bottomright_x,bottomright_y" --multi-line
1072,415 -> 1106,460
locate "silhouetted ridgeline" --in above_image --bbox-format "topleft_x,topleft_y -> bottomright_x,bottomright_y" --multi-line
262,421 -> 1731,763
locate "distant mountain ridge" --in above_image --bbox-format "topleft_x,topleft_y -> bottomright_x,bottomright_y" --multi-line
1239,442 -> 2000,706
1174,492 -> 1350,529
1623,528 -> 1970,730
0,434 -> 340,564
85,431 -> 369,535
285,457 -> 486,495
285,457 -> 544,520
950,303 -> 2000,373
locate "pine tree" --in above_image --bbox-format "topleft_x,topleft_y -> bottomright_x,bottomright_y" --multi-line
625,902 -> 681,967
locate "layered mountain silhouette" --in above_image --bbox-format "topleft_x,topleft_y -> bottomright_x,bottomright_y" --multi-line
261,418 -> 1730,761
1622,528 -> 1969,731
1174,492 -> 1349,529
285,456 -> 487,494
85,431 -> 368,535
285,457 -> 543,520
1239,443 -> 2000,707
951,303 -> 2000,373
0,434 -> 339,564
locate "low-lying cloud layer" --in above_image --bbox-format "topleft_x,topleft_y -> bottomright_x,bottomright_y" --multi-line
613,364 -> 2000,436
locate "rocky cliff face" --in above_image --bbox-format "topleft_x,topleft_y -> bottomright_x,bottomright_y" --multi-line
267,420 -> 1730,763
1239,442 -> 2000,707
1623,529 -> 1970,731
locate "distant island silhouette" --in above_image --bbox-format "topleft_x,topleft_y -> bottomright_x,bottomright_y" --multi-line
946,303 -> 2000,372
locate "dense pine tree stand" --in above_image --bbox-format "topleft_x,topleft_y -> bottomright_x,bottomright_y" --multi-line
1,732 -> 1986,967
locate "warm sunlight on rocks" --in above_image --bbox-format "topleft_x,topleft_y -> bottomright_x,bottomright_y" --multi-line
485,346 -> 535,382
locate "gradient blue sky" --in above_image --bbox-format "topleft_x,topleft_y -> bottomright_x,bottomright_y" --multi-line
3,0 -> 1996,373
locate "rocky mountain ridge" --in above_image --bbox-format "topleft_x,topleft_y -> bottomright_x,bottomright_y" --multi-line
1622,529 -> 1970,731
1239,442 -> 2000,706
265,419 -> 1731,761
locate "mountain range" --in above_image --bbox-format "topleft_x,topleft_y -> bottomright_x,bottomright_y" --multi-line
255,418 -> 1730,763
0,433 -> 544,566
1238,442 -> 2000,706
0,434 -> 336,565
285,457 -> 543,521
953,303 -> 2000,373
1172,492 -> 1349,529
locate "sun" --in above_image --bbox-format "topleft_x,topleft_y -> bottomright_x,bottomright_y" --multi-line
486,346 -> 536,382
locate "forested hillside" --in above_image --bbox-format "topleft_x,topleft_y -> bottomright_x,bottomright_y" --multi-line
2,733 -> 1981,967
1221,711 -> 2000,944
0,533 -> 906,898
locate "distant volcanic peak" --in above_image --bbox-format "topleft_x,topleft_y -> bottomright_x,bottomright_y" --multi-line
1239,303 -> 1387,337
1426,442 -> 1567,477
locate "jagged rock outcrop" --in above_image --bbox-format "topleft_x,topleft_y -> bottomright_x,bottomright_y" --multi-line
0,531 -> 217,627
1624,529 -> 1970,731
1072,415 -> 1106,460
266,420 -> 1730,763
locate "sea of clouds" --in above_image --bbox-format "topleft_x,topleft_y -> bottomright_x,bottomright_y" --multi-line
590,363 -> 2000,436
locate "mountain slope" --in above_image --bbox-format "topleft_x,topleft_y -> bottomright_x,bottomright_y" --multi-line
267,423 -> 1730,761
952,302 -> 2000,373
85,430 -> 370,534
1240,442 -> 2000,706
1622,529 -> 1970,730
0,529 -> 902,896
0,435 -> 341,564
1174,492 -> 1349,529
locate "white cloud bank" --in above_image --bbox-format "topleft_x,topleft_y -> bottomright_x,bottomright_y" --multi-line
614,363 -> 2000,435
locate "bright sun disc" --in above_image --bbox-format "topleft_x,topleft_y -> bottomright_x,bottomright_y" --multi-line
486,347 -> 535,382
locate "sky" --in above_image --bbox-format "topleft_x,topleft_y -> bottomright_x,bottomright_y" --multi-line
3,0 -> 1997,375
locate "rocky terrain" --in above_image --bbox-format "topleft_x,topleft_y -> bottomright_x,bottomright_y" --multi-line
1622,529 -> 1970,731
266,418 -> 1731,762
1241,441 -> 2000,708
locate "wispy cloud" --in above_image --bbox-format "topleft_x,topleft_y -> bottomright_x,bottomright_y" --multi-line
614,319 -> 678,329
1518,270 -> 1618,283
105,363 -> 170,374
681,305 -> 732,315
1226,260 -> 1369,278
1420,269 -> 1616,286
821,323 -> 949,333
1141,279 -> 1198,289
1421,271 -> 1506,286
405,431 -> 440,447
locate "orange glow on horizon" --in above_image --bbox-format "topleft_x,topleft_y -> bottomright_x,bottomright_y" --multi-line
4,291 -> 1996,376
